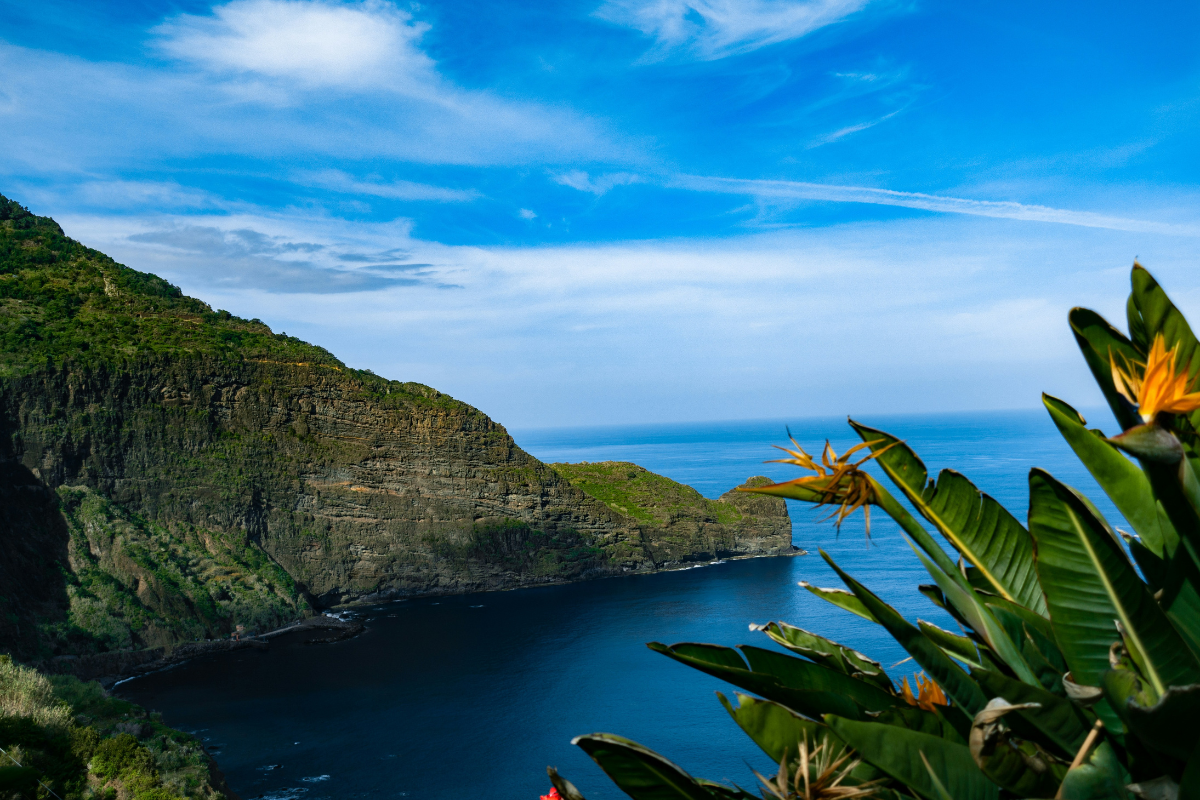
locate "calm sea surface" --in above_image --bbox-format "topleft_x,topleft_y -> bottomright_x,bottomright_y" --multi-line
120,409 -> 1126,800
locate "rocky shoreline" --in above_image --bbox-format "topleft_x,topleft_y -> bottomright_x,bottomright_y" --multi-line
39,615 -> 364,688
41,548 -> 807,688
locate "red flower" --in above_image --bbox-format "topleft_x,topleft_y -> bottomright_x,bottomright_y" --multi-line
540,788 -> 561,800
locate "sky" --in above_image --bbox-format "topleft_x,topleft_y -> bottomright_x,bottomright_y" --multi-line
2,0 -> 1199,428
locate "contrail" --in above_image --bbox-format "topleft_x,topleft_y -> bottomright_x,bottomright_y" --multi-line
672,174 -> 1199,236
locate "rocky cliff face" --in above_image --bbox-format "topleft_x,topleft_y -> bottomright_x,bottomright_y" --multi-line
0,193 -> 792,661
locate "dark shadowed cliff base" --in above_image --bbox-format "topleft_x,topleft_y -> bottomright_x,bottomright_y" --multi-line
0,192 -> 794,671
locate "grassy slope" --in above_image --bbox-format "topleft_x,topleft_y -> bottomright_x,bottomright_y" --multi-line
549,461 -> 747,526
0,656 -> 229,800
0,193 -> 467,414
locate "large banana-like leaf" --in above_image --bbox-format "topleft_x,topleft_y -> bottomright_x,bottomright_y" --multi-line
868,476 -> 971,589
647,642 -> 876,720
716,692 -> 895,790
908,542 -> 1039,686
971,668 -> 1091,756
1069,307 -> 1143,432
825,716 -> 1000,800
1043,393 -> 1178,557
798,582 -> 879,622
1127,292 -> 1150,352
851,420 -> 1046,614
1057,741 -> 1131,800
1131,265 -> 1200,432
572,734 -> 722,800
1124,683 -> 1200,761
821,550 -> 988,718
918,620 -> 983,668
1180,740 -> 1200,800
548,767 -> 589,800
716,692 -> 838,765
1028,469 -> 1200,696
1161,548 -> 1200,660
754,622 -> 893,691
739,646 -> 898,712
869,706 -> 966,744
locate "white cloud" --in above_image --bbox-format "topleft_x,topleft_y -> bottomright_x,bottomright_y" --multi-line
294,169 -> 481,201
57,207 -> 1200,427
154,0 -> 437,93
672,174 -> 1200,235
553,170 -> 642,195
518,208 -> 538,219
0,11 -> 633,174
595,0 -> 870,60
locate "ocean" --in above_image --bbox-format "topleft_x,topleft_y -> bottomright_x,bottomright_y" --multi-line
118,408 -> 1125,800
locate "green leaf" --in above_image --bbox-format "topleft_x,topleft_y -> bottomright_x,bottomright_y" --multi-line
821,550 -> 988,717
868,705 -> 966,744
1127,292 -> 1150,352
918,620 -> 983,668
755,621 -> 893,690
972,667 -> 1092,756
797,582 -> 879,623
918,752 -> 957,800
1057,740 -> 1131,800
1028,469 -> 1200,696
982,596 -> 1060,653
1125,683 -> 1200,761
1160,548 -> 1200,661
917,584 -> 974,632
1130,265 -> 1200,431
716,693 -> 890,788
825,716 -> 1000,800
548,767 -> 589,800
1178,737 -> 1200,800
739,646 -> 898,712
1069,307 -> 1143,432
717,692 -> 836,765
907,541 -> 1040,686
647,642 -> 867,721
851,420 -> 1045,613
1043,393 -> 1178,558
572,733 -> 719,800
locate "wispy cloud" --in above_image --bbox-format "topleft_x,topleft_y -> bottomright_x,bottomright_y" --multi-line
595,0 -> 870,60
804,108 -> 901,148
294,169 -> 481,202
553,170 -> 642,195
673,175 -> 1200,235
114,218 -> 456,293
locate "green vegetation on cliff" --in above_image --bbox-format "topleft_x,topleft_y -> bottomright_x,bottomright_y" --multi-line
45,486 -> 307,654
550,461 -> 755,526
0,656 -> 230,799
0,194 -> 469,415
0,194 -> 336,377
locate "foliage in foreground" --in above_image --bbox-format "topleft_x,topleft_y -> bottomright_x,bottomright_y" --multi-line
0,656 -> 226,800
551,265 -> 1200,800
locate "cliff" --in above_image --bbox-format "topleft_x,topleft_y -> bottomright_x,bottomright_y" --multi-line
0,193 -> 793,662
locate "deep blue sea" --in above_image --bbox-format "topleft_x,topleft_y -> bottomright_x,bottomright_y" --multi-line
119,409 -> 1126,800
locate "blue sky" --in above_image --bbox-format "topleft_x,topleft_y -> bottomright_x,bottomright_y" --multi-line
3,0 -> 1199,427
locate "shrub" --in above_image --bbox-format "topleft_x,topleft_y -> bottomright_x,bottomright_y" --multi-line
0,656 -> 71,730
